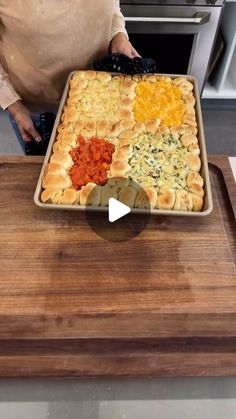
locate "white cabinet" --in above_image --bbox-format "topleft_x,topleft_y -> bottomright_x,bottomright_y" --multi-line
203,0 -> 236,99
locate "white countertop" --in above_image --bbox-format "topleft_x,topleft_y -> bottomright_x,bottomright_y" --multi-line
229,157 -> 236,182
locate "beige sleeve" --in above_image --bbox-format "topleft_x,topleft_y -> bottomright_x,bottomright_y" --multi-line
110,0 -> 128,41
0,62 -> 21,110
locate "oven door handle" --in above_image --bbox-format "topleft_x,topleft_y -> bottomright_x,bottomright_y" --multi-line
124,12 -> 211,25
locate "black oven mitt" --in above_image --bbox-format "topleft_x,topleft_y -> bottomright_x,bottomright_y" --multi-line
25,112 -> 56,156
93,53 -> 157,75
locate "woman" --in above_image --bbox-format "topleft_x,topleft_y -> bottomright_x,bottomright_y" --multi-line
0,0 -> 139,148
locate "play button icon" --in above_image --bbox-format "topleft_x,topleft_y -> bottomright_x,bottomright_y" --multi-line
109,198 -> 131,223
85,178 -> 151,242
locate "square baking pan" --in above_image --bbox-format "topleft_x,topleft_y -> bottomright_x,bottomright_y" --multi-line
34,72 -> 213,217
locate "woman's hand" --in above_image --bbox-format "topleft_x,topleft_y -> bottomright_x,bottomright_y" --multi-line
110,32 -> 141,59
7,100 -> 41,142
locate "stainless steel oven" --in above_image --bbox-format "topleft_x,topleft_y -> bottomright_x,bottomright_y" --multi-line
120,0 -> 225,93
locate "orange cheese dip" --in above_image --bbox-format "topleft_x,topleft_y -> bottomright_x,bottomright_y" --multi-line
134,80 -> 186,126
69,136 -> 115,190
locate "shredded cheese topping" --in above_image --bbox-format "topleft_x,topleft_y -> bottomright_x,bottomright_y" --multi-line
73,79 -> 121,122
128,132 -> 189,189
134,81 -> 186,126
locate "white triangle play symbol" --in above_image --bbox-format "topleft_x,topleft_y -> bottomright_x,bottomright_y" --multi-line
108,198 -> 131,223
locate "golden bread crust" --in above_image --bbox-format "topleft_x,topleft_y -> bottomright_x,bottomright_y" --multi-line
40,71 -> 205,212
110,160 -> 131,178
173,190 -> 193,212
41,188 -> 63,204
42,173 -> 72,189
100,185 -> 118,206
157,189 -> 176,210
119,186 -> 138,207
59,188 -> 77,205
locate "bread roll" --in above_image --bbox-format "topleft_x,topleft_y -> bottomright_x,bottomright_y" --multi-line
114,144 -> 133,162
157,189 -> 175,210
133,122 -> 146,134
183,116 -> 197,127
135,189 -> 151,209
145,120 -> 160,135
107,177 -> 129,188
188,143 -> 200,155
107,123 -> 122,138
119,186 -> 137,207
188,183 -> 204,198
110,160 -> 130,177
45,162 -> 67,177
74,120 -> 84,135
120,97 -> 133,109
42,173 -> 72,189
187,171 -> 204,188
190,193 -> 204,212
57,133 -> 77,147
173,190 -> 193,211
53,141 -> 72,153
120,80 -> 136,94
117,108 -> 133,120
185,153 -> 201,172
181,134 -> 198,147
50,151 -> 73,170
96,72 -> 112,83
118,130 -> 137,142
80,184 -> 100,206
96,120 -> 108,138
143,187 -> 157,209
100,185 -> 117,206
85,70 -> 97,80
41,188 -> 63,204
59,188 -> 77,205
62,108 -> 79,124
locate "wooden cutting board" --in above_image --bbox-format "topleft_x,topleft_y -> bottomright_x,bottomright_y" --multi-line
0,155 -> 235,377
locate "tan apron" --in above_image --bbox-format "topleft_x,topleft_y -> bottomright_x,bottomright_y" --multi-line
0,0 -> 113,107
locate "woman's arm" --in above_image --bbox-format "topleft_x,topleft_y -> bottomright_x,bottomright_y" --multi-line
110,0 -> 140,58
0,62 -> 21,110
0,62 -> 41,142
110,0 -> 128,42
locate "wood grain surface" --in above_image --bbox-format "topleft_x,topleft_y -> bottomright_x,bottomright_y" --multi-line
0,155 -> 235,377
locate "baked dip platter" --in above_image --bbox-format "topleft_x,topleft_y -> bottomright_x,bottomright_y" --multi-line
34,71 -> 213,216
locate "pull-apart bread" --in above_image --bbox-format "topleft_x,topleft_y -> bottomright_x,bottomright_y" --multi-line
41,71 -> 204,212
